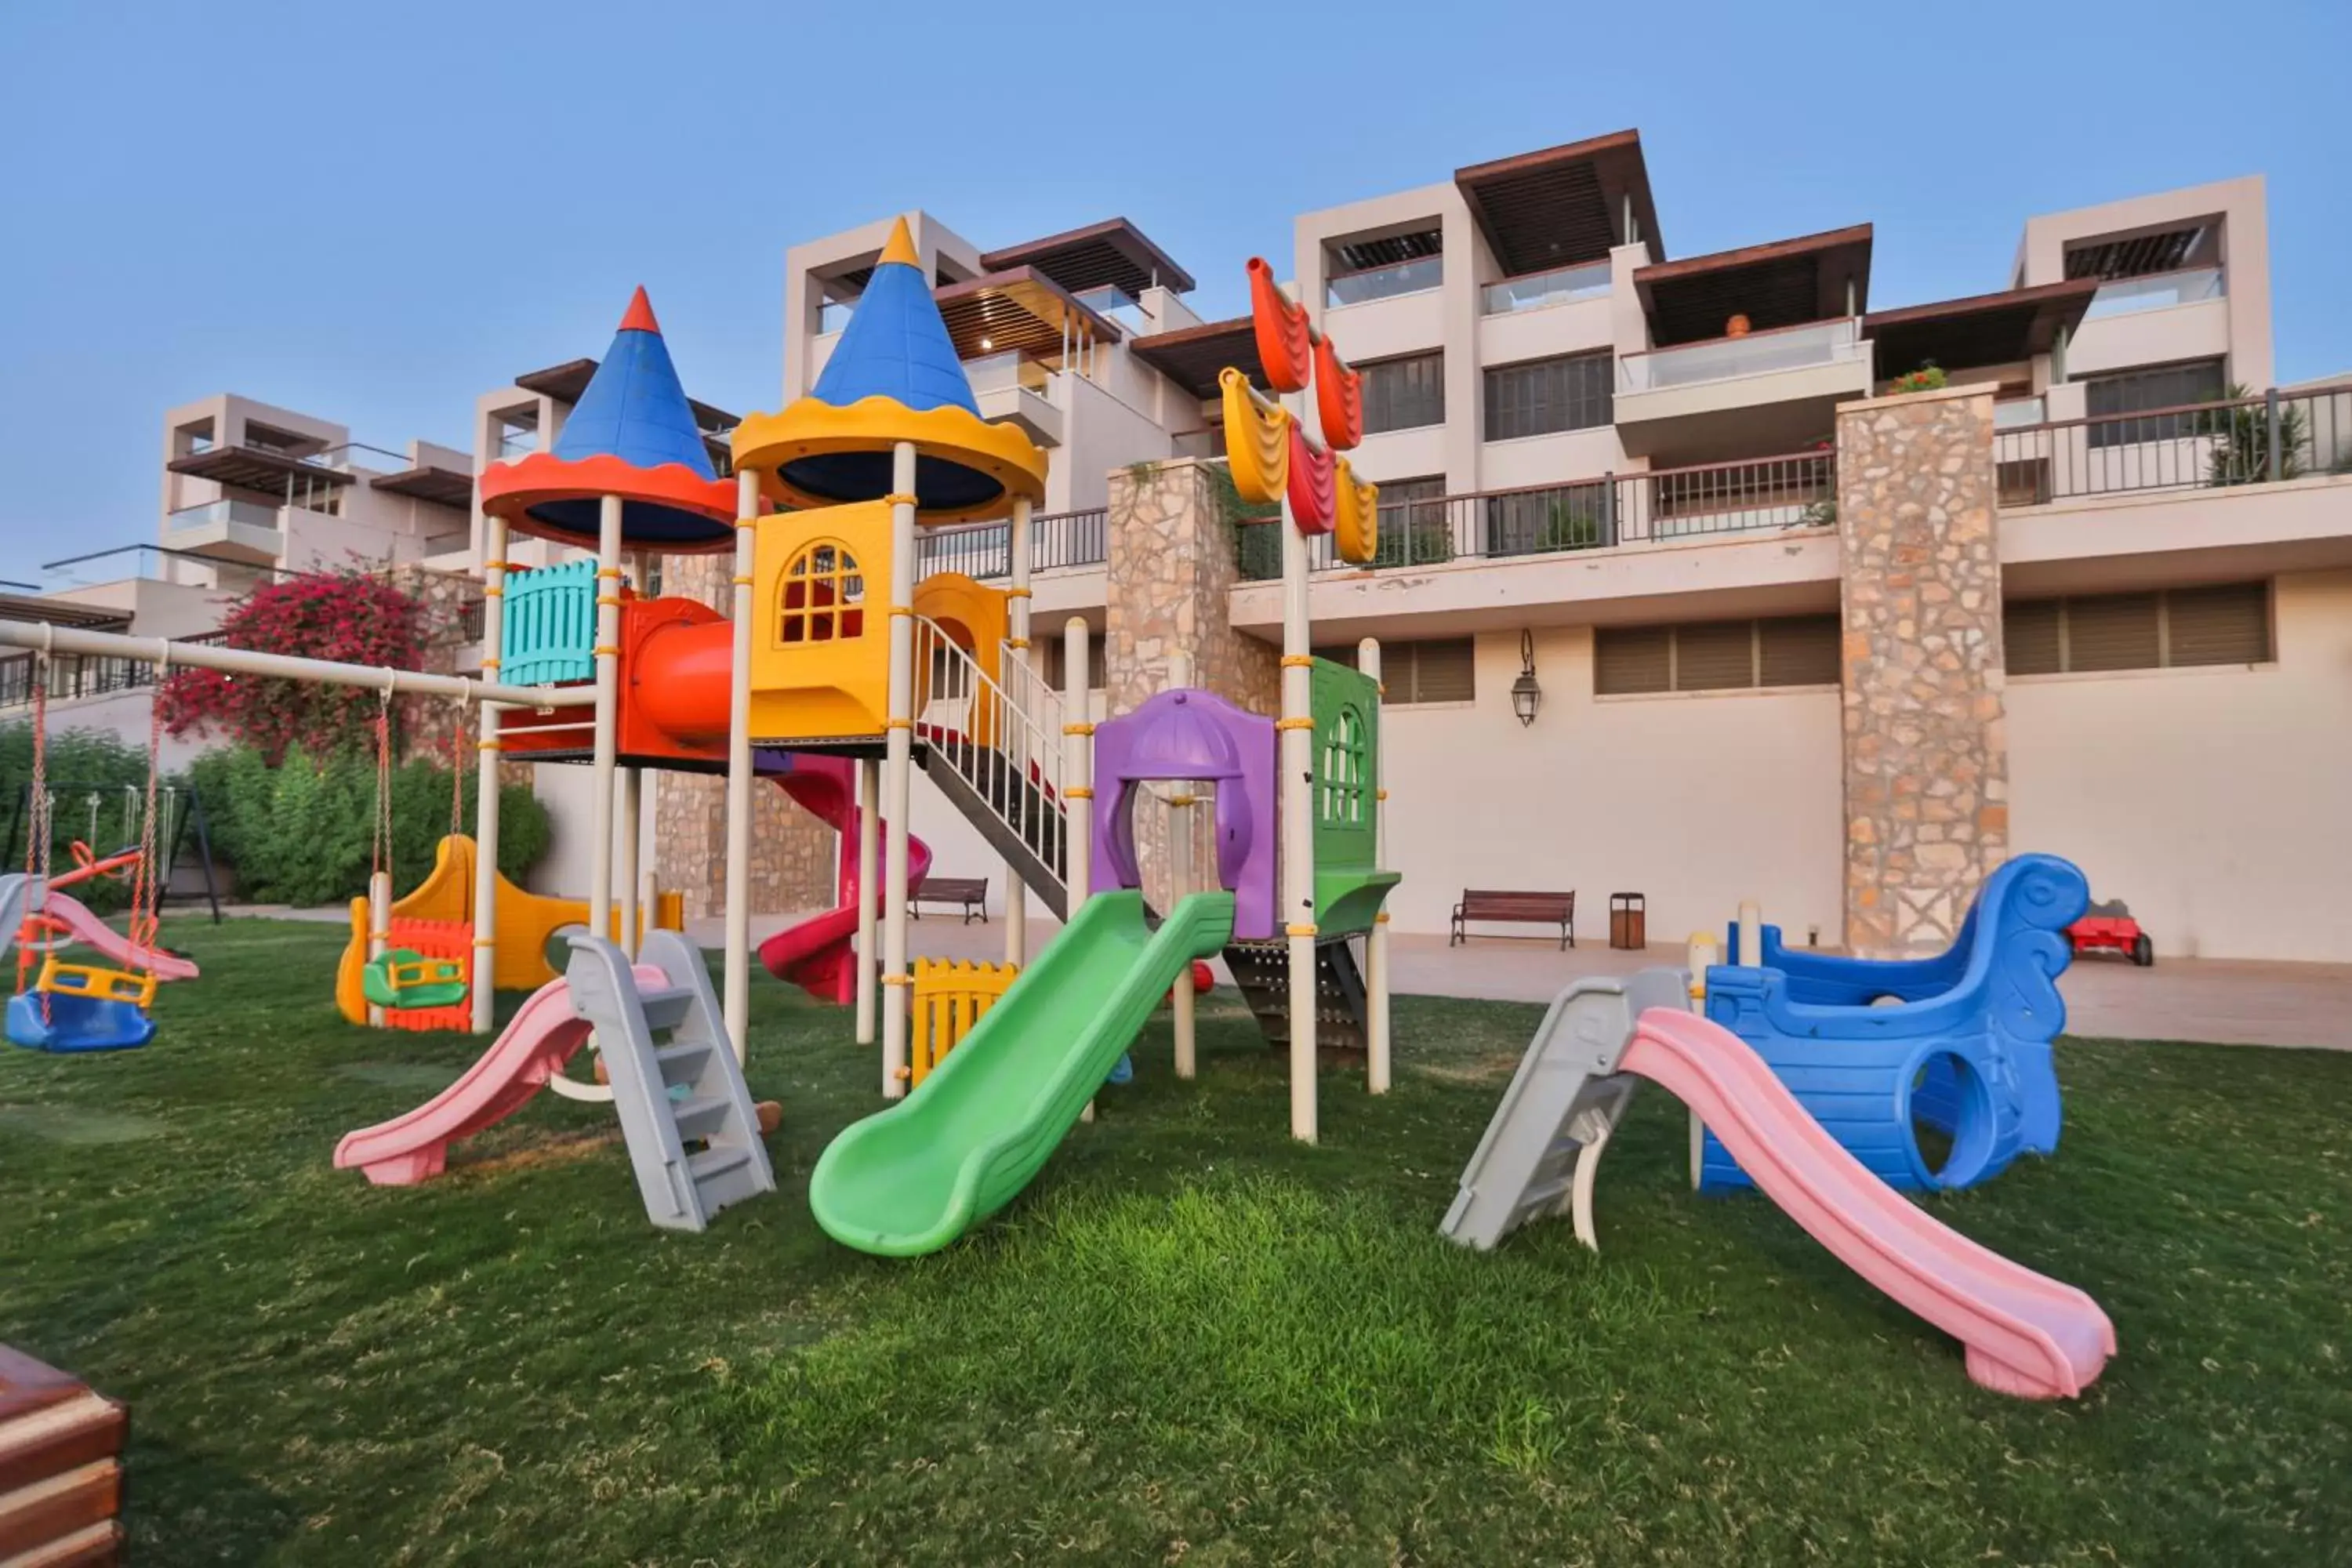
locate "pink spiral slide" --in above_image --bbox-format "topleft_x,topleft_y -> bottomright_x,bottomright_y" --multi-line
1621,1007 -> 2114,1399
332,963 -> 664,1185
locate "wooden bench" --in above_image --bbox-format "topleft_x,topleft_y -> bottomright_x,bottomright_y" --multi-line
909,876 -> 989,924
1450,890 -> 1576,949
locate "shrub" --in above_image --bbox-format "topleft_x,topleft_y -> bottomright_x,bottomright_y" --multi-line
158,570 -> 430,763
0,722 -> 165,913
2202,383 -> 2310,486
1889,362 -> 1948,395
187,744 -> 548,907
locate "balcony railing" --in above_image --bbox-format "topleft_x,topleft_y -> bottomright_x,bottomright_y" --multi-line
1232,452 -> 1838,580
1481,260 -> 1612,316
2082,267 -> 2226,321
1325,254 -> 1443,309
166,499 -> 281,535
818,298 -> 855,335
963,351 -> 1054,398
1071,285 -> 1147,332
1994,381 -> 2352,506
914,508 -> 1109,580
1619,318 -> 1867,394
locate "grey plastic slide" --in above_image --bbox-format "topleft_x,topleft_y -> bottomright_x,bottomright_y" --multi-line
1439,967 -> 1690,1253
565,929 -> 776,1232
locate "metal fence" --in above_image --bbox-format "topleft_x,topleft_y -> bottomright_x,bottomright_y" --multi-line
1993,382 -> 2352,506
1234,452 -> 1837,580
0,632 -> 227,713
913,508 -> 1109,580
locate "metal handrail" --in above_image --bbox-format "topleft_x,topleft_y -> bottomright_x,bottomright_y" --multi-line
910,616 -> 1067,898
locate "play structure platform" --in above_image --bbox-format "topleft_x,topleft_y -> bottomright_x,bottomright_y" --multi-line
1444,972 -> 2114,1399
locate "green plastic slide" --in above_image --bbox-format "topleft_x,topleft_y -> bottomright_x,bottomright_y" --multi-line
809,889 -> 1238,1256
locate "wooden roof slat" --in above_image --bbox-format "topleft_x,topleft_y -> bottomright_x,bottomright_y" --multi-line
1455,129 -> 1664,276
1633,224 -> 1873,347
1128,317 -> 1265,401
512,358 -> 737,432
980,217 -> 1196,297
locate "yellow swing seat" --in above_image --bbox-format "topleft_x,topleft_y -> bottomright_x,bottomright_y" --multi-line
35,957 -> 158,1010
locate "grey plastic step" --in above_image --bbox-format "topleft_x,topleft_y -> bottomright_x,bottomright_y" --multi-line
564,929 -> 777,1233
1439,968 -> 1690,1254
1222,939 -> 1368,1056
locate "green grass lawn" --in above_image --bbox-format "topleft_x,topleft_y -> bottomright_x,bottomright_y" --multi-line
2,919 -> 2348,1566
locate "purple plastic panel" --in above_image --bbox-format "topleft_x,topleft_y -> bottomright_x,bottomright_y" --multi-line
1091,688 -> 1277,940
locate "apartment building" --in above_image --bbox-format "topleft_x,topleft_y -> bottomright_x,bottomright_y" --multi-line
784,136 -> 2350,963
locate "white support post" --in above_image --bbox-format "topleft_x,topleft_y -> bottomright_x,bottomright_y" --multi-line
365,870 -> 390,1029
1686,931 -> 1720,1189
880,441 -> 919,1099
855,757 -> 880,1046
1279,492 -> 1316,1144
470,513 -> 507,1034
1004,495 -> 1033,967
723,468 -> 760,1058
1359,636 -> 1390,1095
618,764 -> 641,954
1737,900 -> 1762,967
1168,648 -> 1196,1080
588,494 -> 623,953
1065,616 -> 1094,1122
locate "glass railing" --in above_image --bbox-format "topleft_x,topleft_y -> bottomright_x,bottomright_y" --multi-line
2083,268 -> 2225,321
1619,318 -> 1867,393
1994,397 -> 2047,430
1481,260 -> 1612,315
166,499 -> 281,535
496,435 -> 539,462
1071,285 -> 1147,332
1325,254 -> 1443,308
818,298 -> 856,335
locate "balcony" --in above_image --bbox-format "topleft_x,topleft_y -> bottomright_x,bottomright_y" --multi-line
1613,318 -> 1873,459
1994,381 -> 2352,508
2082,267 -> 2225,321
1232,451 -> 1837,581
962,352 -> 1063,448
1325,255 -> 1443,310
1481,260 -> 1611,316
165,498 -> 284,564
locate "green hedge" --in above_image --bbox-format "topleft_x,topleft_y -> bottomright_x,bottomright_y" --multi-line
188,744 -> 550,908
0,722 -> 172,913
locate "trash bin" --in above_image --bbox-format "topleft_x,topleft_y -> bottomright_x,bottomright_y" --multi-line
1609,892 -> 1646,951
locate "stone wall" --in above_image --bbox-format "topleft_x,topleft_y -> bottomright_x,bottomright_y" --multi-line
1104,460 -> 1279,719
647,554 -> 837,920
1835,383 -> 2008,957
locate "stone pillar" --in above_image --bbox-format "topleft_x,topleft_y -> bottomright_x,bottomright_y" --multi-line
650,554 -> 836,922
1836,383 -> 2009,958
1104,459 -> 1280,718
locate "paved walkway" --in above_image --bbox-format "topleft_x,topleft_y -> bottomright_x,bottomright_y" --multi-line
690,909 -> 2352,1053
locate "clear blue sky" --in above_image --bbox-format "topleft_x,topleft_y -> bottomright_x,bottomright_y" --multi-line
4,0 -> 2346,567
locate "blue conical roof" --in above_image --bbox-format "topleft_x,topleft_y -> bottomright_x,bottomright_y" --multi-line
552,288 -> 717,477
808,220 -> 978,416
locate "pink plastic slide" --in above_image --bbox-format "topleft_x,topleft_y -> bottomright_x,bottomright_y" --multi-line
757,759 -> 931,1005
39,891 -> 199,982
1621,1007 -> 2114,1399
332,964 -> 661,1185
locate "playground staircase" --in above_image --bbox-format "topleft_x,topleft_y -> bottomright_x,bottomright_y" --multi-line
1439,970 -> 1687,1252
563,928 -> 775,1232
910,619 -> 1071,920
1222,938 -> 1370,1058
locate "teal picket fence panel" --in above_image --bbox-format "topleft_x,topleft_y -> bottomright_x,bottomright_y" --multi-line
502,558 -> 599,685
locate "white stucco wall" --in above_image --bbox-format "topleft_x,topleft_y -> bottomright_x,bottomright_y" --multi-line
1377,626 -> 1844,946
2007,568 -> 2352,962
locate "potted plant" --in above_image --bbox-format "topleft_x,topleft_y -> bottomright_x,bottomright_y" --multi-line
1888,361 -> 1948,395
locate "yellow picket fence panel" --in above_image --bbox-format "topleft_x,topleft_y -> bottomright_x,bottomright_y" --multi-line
909,958 -> 1019,1087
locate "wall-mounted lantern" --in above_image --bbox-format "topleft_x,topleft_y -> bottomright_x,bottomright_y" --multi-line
1511,630 -> 1541,728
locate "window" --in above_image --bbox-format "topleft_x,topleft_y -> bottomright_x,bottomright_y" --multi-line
2004,583 -> 2269,675
1042,630 -> 1107,691
1317,705 -> 1368,826
775,543 -> 866,643
1484,353 -> 1613,441
1359,353 -> 1445,434
2085,359 -> 2227,449
1594,615 -> 1841,695
1314,637 -> 1474,705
